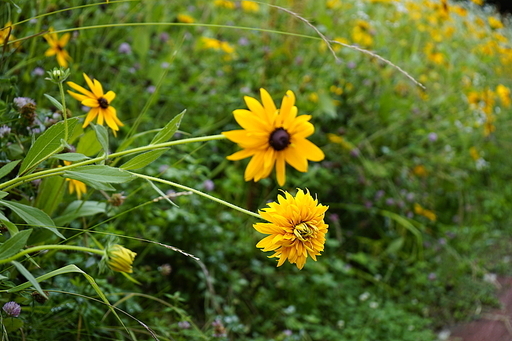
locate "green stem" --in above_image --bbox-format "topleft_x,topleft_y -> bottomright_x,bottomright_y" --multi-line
0,134 -> 227,191
58,81 -> 68,141
130,173 -> 264,221
0,245 -> 105,265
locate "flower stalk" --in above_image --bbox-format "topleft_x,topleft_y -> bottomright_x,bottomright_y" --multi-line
0,134 -> 227,191
130,173 -> 263,221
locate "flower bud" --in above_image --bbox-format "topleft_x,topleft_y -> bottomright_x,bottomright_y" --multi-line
106,244 -> 137,273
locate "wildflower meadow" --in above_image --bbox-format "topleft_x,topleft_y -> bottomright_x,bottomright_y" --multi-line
1,0 -> 512,340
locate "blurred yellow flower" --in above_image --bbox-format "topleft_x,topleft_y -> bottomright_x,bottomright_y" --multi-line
470,0 -> 483,5
201,37 -> 235,54
412,165 -> 427,177
414,203 -> 437,222
107,244 -> 137,273
253,189 -> 329,270
223,89 -> 325,186
0,22 -> 16,46
43,27 -> 72,68
326,0 -> 341,9
308,92 -> 319,103
488,16 -> 504,30
496,84 -> 511,108
469,147 -> 480,161
67,73 -> 124,134
241,1 -> 259,12
352,20 -> 373,47
214,0 -> 235,9
177,14 -> 195,23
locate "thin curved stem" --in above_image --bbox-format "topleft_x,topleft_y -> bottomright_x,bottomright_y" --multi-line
0,134 -> 227,191
0,245 -> 105,265
130,173 -> 264,221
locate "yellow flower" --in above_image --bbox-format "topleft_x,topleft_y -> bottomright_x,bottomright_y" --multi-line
469,146 -> 480,161
62,161 -> 87,199
43,27 -> 72,68
214,0 -> 235,9
0,22 -> 16,46
488,16 -> 504,30
412,165 -> 427,177
67,73 -> 124,134
201,37 -> 235,54
352,20 -> 373,47
66,178 -> 87,199
253,189 -> 329,270
413,203 -> 437,222
223,89 -> 325,186
106,244 -> 137,273
177,14 -> 195,23
496,84 -> 511,108
241,1 -> 259,12
471,0 -> 483,4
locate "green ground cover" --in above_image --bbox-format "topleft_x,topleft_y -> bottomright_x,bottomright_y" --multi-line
1,0 -> 512,340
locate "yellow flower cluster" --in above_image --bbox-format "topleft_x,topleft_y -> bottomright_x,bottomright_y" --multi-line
467,85 -> 511,136
200,37 -> 235,54
414,203 -> 437,222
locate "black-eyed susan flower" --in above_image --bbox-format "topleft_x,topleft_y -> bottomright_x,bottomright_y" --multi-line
63,161 -> 87,199
67,73 -> 124,134
223,89 -> 324,186
253,189 -> 328,270
106,244 -> 137,273
43,28 -> 72,68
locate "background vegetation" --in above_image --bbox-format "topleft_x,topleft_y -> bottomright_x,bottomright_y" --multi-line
1,0 -> 512,340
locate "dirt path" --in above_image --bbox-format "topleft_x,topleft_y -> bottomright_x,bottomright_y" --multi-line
448,277 -> 512,341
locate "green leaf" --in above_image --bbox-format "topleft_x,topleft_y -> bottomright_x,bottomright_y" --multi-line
0,191 -> 8,199
150,110 -> 185,145
18,118 -> 79,176
0,211 -> 19,235
64,165 -> 135,184
34,175 -> 66,216
3,317 -> 23,333
0,201 -> 64,239
120,149 -> 167,170
54,201 -> 107,226
51,153 -> 90,162
12,261 -> 47,299
7,264 -> 130,335
0,229 -> 32,260
91,123 -> 109,155
0,160 -> 20,179
43,93 -> 63,111
76,129 -> 102,157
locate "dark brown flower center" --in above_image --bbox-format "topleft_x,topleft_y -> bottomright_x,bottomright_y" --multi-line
269,128 -> 290,151
98,97 -> 109,109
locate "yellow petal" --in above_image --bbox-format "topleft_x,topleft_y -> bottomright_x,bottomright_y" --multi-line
259,88 -> 277,124
83,107 -> 99,128
81,98 -> 100,108
103,90 -> 116,103
284,146 -> 308,172
295,138 -> 325,161
67,82 -> 95,99
276,152 -> 286,186
226,148 -> 256,161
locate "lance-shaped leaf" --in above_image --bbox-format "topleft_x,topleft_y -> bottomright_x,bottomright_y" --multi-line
51,153 -> 90,162
150,110 -> 185,145
54,201 -> 107,226
0,229 -> 31,260
12,261 -> 47,298
18,118 -> 79,176
0,160 -> 20,180
63,165 -> 135,187
91,123 -> 109,156
0,201 -> 64,239
120,149 -> 167,170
